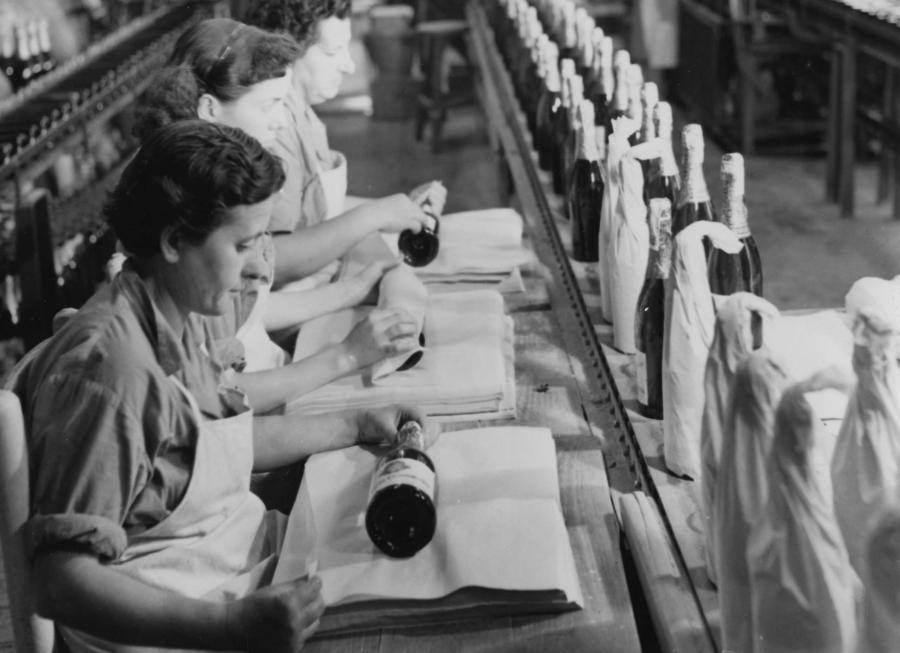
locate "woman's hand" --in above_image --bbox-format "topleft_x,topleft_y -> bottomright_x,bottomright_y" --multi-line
341,306 -> 420,370
409,181 -> 447,216
355,405 -> 434,447
337,259 -> 399,308
229,576 -> 325,653
366,194 -> 430,234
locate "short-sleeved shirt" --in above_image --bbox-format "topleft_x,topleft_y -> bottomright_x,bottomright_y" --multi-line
269,86 -> 331,233
8,264 -> 243,562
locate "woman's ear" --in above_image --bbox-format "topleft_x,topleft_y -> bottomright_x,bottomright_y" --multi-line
196,92 -> 221,123
159,225 -> 182,263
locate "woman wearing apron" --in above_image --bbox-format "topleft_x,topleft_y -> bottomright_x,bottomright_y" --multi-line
134,19 -> 423,411
10,121 -> 423,652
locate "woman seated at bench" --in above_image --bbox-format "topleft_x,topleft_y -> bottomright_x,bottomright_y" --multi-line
9,121 -> 422,652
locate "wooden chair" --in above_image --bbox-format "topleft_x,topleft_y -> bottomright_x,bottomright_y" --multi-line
0,389 -> 55,653
726,0 -> 834,155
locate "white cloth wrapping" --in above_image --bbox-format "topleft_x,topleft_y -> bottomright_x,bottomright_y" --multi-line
856,506 -> 900,653
414,208 -> 532,283
288,289 -> 515,420
609,154 -> 648,353
748,376 -> 860,653
701,292 -> 779,585
370,267 -> 428,381
598,117 -> 638,324
845,276 -> 900,329
662,220 -> 742,478
272,427 -> 582,605
713,348 -> 790,653
831,309 -> 900,574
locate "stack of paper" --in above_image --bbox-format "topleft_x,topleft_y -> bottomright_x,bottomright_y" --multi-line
272,426 -> 584,635
415,208 -> 533,285
289,289 -> 516,420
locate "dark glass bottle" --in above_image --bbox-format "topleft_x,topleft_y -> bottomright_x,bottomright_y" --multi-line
645,101 -> 680,207
568,100 -> 604,261
674,124 -> 715,235
551,58 -> 576,195
708,153 -> 763,343
26,21 -> 42,82
38,19 -> 55,76
585,33 -> 613,144
574,7 -> 594,80
558,2 -> 577,62
561,73 -> 584,201
637,81 -> 658,182
535,43 -> 561,171
398,200 -> 440,267
13,24 -> 31,90
366,421 -> 437,558
635,199 -> 673,419
625,63 -> 644,147
608,49 -> 631,121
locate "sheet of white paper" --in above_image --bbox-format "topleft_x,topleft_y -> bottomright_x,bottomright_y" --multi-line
273,427 -> 583,609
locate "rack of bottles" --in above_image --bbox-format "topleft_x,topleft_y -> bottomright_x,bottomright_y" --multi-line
0,1 -> 222,346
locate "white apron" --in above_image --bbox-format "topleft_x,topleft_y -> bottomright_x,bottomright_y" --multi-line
279,150 -> 347,294
61,379 -> 285,653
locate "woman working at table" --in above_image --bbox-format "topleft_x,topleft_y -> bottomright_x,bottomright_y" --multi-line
134,19 -> 423,410
10,121 -> 422,653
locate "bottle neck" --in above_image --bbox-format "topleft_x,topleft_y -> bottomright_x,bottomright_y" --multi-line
576,121 -> 598,161
681,153 -> 710,204
397,421 -> 426,450
722,185 -> 751,238
659,138 -> 678,177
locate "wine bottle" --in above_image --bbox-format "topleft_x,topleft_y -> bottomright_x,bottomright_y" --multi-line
398,199 -> 440,267
637,81 -> 658,181
561,73 -> 584,199
0,26 -> 15,92
14,24 -> 31,90
634,198 -> 672,419
551,58 -> 576,195
585,33 -> 613,145
26,20 -> 41,81
568,100 -> 604,261
535,42 -> 561,171
574,7 -> 594,80
37,19 -> 54,76
525,32 -> 548,136
608,49 -> 630,120
365,421 -> 437,558
558,2 -> 577,62
673,124 -> 715,235
707,153 -> 763,343
625,63 -> 644,146
645,101 -> 680,207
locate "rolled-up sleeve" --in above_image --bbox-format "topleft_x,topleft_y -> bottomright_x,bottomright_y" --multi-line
25,373 -> 150,562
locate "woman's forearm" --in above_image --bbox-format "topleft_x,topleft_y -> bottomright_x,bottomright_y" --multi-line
252,411 -> 358,470
234,344 -> 358,414
262,284 -> 356,331
35,551 -> 232,650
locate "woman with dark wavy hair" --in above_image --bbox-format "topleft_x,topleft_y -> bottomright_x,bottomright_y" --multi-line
10,120 -> 423,652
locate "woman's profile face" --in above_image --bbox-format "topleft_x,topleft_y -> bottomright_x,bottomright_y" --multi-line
214,72 -> 292,148
293,16 -> 355,105
172,199 -> 273,316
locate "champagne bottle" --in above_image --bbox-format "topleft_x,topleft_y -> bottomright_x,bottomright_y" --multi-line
398,199 -> 440,267
561,73 -> 584,199
558,2 -> 577,62
535,42 -> 561,171
26,20 -> 41,81
634,198 -> 672,419
625,64 -> 644,146
707,153 -> 763,343
646,101 -> 680,207
0,26 -> 15,91
568,100 -> 604,261
574,7 -> 594,80
365,421 -> 437,558
585,33 -> 613,145
37,19 -> 54,76
674,124 -> 715,235
14,24 -> 31,90
525,32 -> 548,136
608,49 -> 631,122
637,81 -> 658,181
551,58 -> 576,194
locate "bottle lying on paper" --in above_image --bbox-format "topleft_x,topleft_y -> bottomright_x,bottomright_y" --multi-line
366,421 -> 437,557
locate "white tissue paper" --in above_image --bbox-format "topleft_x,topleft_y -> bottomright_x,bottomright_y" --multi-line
845,276 -> 900,329
598,116 -> 638,324
831,308 -> 900,574
662,220 -> 742,478
609,154 -> 648,353
371,268 -> 428,381
701,292 -> 778,585
714,349 -> 790,653
748,375 -> 860,653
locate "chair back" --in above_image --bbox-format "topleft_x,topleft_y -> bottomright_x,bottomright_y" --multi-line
0,389 -> 55,653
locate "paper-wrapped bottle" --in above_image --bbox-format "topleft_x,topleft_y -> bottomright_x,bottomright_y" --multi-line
662,220 -> 742,478
748,373 -> 860,653
713,348 -> 789,653
845,276 -> 900,329
831,308 -> 900,574
598,115 -> 638,324
701,292 -> 779,585
609,154 -> 648,353
856,506 -> 900,653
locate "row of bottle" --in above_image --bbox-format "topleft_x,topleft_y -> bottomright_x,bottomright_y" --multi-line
0,19 -> 56,94
489,0 -> 762,424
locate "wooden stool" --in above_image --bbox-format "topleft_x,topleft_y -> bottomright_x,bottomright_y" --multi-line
413,19 -> 473,153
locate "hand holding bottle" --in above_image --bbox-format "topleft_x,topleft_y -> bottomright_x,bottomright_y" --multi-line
354,407 -> 432,448
366,193 -> 429,234
341,306 -> 421,370
408,180 -> 447,216
229,575 -> 324,653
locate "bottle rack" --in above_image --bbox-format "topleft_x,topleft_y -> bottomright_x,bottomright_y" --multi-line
0,1 -> 224,346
